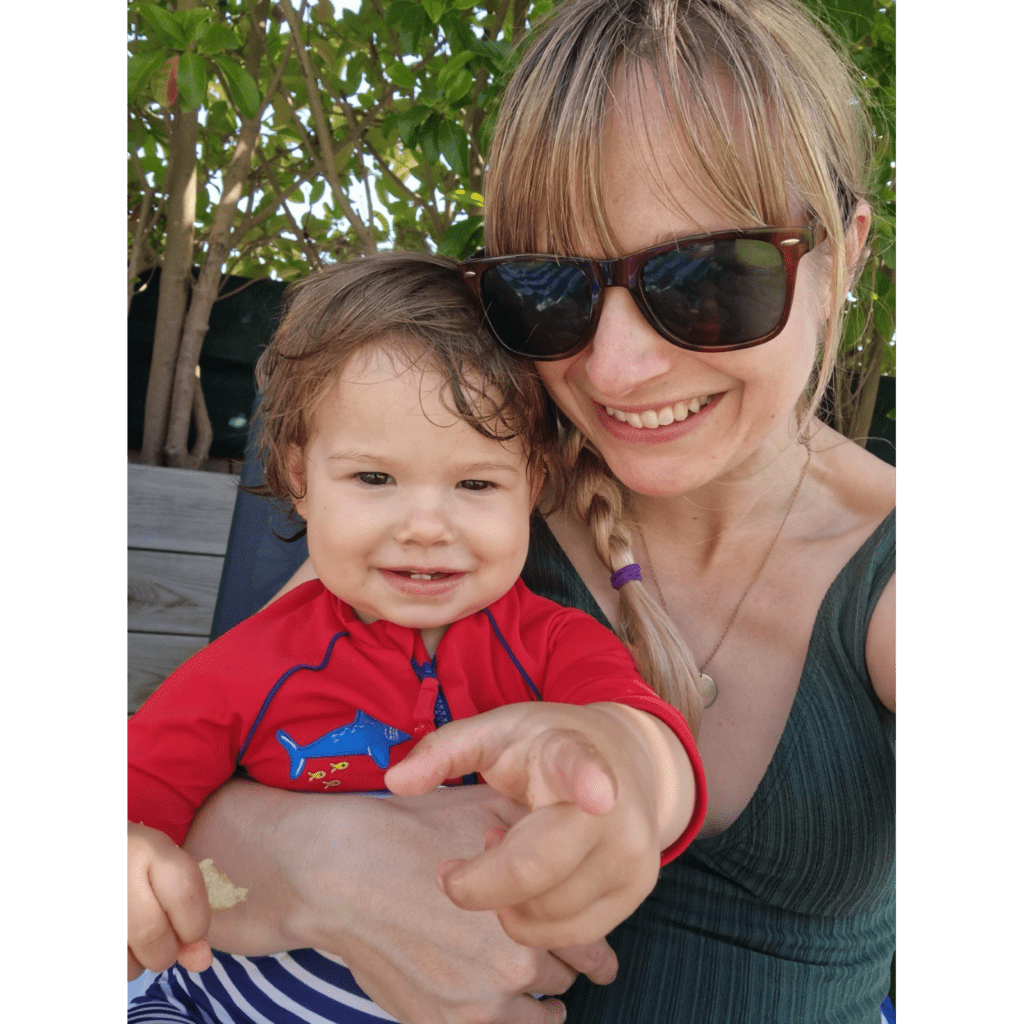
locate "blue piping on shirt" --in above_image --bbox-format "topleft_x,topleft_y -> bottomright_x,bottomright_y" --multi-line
237,630 -> 350,763
483,608 -> 542,701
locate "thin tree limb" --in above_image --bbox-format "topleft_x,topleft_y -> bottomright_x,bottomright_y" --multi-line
280,0 -> 376,251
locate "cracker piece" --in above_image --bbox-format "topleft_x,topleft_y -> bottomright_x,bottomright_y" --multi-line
198,858 -> 248,911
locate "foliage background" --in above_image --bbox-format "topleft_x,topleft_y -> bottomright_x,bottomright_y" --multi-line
127,0 -> 895,467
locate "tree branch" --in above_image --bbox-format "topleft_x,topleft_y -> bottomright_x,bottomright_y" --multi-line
280,0 -> 376,251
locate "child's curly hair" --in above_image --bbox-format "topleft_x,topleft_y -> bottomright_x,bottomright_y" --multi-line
255,250 -> 557,515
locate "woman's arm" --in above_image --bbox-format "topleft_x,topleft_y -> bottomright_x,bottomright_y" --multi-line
183,778 -> 617,1024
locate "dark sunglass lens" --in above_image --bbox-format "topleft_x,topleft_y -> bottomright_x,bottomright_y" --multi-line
479,262 -> 591,358
641,239 -> 787,348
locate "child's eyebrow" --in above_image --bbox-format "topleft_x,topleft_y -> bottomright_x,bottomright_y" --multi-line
325,451 -> 380,463
323,452 -> 521,475
452,460 -> 524,476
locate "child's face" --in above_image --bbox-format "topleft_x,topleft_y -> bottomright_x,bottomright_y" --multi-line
291,343 -> 542,645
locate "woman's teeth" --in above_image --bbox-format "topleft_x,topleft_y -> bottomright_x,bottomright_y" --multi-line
604,395 -> 712,428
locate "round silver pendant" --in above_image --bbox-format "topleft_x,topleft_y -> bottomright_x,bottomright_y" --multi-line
700,672 -> 719,708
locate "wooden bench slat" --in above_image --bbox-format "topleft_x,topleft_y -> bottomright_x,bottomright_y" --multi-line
128,464 -> 238,555
129,632 -> 211,713
128,549 -> 225,636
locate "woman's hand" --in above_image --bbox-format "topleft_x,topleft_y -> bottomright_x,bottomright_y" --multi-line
184,779 -> 617,1024
128,821 -> 212,980
385,701 -> 696,950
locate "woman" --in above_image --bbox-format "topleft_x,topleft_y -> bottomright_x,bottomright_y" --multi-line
175,1 -> 895,1021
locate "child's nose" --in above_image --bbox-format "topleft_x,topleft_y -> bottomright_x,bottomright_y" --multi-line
395,499 -> 455,547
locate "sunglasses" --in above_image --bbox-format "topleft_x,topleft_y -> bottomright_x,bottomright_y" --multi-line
458,227 -> 815,361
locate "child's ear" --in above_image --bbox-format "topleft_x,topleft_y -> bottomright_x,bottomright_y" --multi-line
285,446 -> 308,518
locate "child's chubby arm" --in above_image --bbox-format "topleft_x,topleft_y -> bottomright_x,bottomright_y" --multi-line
128,821 -> 213,980
384,700 -> 700,950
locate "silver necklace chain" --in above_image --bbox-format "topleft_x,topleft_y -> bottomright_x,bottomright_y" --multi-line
633,445 -> 812,708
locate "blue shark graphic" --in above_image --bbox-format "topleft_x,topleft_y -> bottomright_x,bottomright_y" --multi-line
276,710 -> 412,779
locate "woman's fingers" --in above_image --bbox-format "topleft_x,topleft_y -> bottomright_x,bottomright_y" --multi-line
551,940 -> 619,987
527,995 -> 568,1024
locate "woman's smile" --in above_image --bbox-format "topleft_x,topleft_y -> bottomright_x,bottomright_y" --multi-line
595,392 -> 723,443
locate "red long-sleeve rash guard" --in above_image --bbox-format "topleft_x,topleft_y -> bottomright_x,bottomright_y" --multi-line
128,578 -> 706,860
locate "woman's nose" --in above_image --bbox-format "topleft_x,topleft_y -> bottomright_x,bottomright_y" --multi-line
582,287 -> 676,397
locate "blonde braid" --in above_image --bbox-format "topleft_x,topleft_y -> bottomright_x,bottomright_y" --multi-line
552,426 -> 706,734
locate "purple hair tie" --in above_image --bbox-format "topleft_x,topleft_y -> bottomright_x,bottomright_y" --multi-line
610,563 -> 642,590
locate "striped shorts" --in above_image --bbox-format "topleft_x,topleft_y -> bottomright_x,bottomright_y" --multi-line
127,949 -> 396,1023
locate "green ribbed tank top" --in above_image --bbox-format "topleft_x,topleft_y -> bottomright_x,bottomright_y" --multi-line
522,510 -> 895,1024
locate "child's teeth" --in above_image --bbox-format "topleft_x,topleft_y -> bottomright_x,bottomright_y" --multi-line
410,572 -> 432,580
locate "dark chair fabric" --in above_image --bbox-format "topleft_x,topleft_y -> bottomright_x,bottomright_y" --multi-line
209,398 -> 308,641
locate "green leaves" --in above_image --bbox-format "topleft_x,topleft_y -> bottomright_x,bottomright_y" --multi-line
196,23 -> 241,56
137,2 -> 186,49
436,49 -> 476,103
175,52 -> 207,110
384,104 -> 433,145
128,50 -> 169,103
437,216 -> 483,259
437,118 -> 470,176
212,57 -> 261,121
421,0 -> 447,24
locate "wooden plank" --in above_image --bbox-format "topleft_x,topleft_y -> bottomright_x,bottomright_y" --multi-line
128,549 -> 225,636
129,632 -> 210,713
128,464 -> 238,555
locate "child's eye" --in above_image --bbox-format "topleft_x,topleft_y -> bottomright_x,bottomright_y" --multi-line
458,479 -> 496,491
356,472 -> 393,486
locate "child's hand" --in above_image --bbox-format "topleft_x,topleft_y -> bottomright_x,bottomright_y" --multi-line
384,701 -> 695,950
128,821 -> 213,979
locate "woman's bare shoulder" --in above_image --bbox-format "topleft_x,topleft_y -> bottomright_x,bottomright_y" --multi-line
808,422 -> 895,534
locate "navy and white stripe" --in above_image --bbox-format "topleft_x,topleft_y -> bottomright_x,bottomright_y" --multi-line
128,949 -> 398,1023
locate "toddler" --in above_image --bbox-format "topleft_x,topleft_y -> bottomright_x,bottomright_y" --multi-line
128,251 -> 705,1022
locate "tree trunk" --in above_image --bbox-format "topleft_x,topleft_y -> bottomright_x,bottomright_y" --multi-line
164,2 -> 270,469
164,114 -> 264,468
140,105 -> 197,465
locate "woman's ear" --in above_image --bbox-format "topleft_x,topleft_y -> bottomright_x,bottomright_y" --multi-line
286,446 -> 308,518
844,201 -> 873,284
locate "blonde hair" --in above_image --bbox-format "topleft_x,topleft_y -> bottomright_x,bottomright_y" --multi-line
487,0 -> 875,731
255,251 -> 556,515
